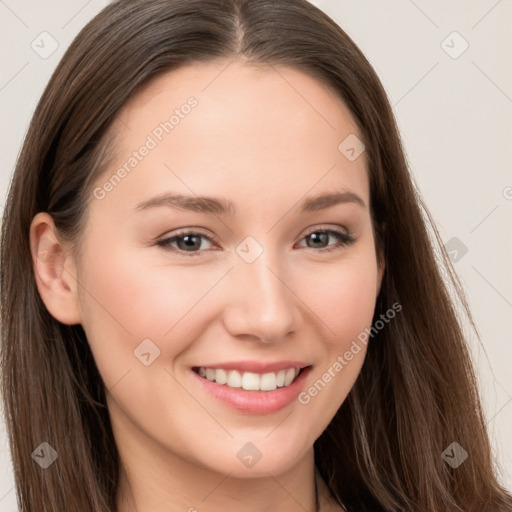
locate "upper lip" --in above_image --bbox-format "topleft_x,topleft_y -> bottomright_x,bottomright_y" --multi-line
192,360 -> 311,373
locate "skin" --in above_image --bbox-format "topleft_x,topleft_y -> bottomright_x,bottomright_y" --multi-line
31,58 -> 384,512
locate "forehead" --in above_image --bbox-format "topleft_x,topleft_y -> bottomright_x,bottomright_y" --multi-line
94,59 -> 368,215
119,59 -> 361,140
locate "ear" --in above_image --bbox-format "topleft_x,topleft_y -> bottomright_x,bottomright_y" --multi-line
30,212 -> 83,325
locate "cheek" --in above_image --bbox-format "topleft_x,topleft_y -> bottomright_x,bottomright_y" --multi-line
76,244 -> 220,386
297,250 -> 380,349
76,244 -> 219,440
289,252 -> 379,440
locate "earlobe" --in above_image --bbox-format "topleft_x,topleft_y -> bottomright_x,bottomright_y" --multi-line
30,212 -> 83,325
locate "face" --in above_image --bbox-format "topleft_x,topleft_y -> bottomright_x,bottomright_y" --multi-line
65,60 -> 383,478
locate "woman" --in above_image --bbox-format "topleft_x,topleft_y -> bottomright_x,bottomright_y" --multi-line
1,0 -> 511,510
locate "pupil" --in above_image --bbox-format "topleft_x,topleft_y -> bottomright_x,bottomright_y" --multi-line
179,235 -> 200,251
309,232 -> 327,248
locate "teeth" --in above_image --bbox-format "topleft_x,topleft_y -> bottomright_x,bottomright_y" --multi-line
227,370 -> 242,388
284,368 -> 296,386
242,371 -> 260,391
196,367 -> 301,391
260,372 -> 277,391
215,368 -> 227,385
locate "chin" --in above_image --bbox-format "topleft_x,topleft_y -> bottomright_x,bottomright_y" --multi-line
192,434 -> 312,479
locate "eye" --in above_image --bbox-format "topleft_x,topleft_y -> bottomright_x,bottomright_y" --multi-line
156,229 -> 217,256
296,227 -> 355,253
156,226 -> 355,257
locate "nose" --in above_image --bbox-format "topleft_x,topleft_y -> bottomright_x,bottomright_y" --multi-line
222,250 -> 298,344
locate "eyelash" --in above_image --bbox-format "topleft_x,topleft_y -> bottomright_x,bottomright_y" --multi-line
156,227 -> 355,257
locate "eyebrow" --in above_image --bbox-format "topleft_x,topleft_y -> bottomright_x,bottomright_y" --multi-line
134,190 -> 366,215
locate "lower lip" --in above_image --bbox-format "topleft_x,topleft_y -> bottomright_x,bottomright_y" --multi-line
191,366 -> 312,415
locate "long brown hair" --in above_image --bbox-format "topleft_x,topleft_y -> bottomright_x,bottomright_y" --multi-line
1,1 -> 511,510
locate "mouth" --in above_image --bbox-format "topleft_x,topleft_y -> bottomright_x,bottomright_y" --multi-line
190,363 -> 313,414
192,365 -> 308,392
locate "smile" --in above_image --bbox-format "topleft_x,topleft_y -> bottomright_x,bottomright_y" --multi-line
191,363 -> 313,414
194,367 -> 301,391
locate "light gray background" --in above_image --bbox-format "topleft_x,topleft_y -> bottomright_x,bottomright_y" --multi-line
1,0 -> 511,509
